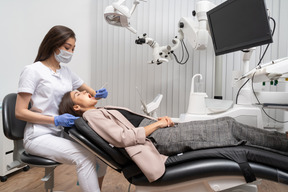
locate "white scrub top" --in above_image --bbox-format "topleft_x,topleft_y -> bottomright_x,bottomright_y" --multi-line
18,61 -> 84,141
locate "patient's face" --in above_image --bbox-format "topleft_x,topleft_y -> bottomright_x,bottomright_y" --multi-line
70,90 -> 98,109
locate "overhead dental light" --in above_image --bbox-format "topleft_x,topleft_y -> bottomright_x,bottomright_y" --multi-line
104,0 -> 146,34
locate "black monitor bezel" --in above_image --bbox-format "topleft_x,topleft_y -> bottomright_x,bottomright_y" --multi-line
207,0 -> 273,56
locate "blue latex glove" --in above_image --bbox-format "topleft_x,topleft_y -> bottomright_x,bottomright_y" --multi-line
54,113 -> 79,127
95,88 -> 108,98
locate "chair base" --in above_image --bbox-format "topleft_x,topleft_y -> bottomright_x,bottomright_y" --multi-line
21,152 -> 60,192
43,166 -> 56,192
135,175 -> 260,192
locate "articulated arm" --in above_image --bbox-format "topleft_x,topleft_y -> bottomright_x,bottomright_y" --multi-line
135,0 -> 215,64
239,57 -> 288,83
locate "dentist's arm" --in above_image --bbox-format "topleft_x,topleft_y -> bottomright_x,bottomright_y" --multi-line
16,92 -> 78,127
78,83 -> 108,99
15,92 -> 55,124
78,83 -> 96,97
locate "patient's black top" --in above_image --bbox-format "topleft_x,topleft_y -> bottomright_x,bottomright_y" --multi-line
116,109 -> 145,127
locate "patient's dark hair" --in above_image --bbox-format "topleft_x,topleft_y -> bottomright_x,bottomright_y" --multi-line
58,91 -> 82,117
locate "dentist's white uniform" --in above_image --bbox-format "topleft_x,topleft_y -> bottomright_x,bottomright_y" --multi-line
18,61 -> 107,192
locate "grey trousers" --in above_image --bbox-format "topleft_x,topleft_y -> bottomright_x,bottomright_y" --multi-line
140,116 -> 288,156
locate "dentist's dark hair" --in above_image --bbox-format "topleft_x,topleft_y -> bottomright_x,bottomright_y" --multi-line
58,91 -> 82,117
34,25 -> 76,62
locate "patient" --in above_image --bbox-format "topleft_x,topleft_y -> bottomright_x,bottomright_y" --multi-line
58,90 -> 288,182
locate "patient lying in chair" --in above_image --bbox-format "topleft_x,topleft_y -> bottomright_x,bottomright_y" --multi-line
58,90 -> 288,182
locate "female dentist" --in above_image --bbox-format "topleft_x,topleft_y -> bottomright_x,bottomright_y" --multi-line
15,25 -> 107,192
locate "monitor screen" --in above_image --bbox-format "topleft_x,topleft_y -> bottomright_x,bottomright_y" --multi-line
207,0 -> 273,56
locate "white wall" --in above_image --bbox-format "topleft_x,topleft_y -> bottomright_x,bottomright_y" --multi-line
0,0 -> 93,104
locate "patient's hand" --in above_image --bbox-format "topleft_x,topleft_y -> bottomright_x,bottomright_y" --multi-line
157,116 -> 174,128
144,116 -> 175,136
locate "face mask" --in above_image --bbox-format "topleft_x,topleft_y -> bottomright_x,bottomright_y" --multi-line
54,49 -> 73,63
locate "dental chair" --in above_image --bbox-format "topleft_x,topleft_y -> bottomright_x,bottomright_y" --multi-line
68,117 -> 288,192
2,93 -> 60,192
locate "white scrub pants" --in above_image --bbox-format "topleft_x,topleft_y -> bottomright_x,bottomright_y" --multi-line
24,132 -> 107,192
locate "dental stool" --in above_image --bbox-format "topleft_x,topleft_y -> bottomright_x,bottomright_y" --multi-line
2,93 -> 60,192
68,117 -> 288,192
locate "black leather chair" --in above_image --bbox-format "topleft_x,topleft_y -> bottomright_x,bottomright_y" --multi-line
2,93 -> 60,192
68,117 -> 288,192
